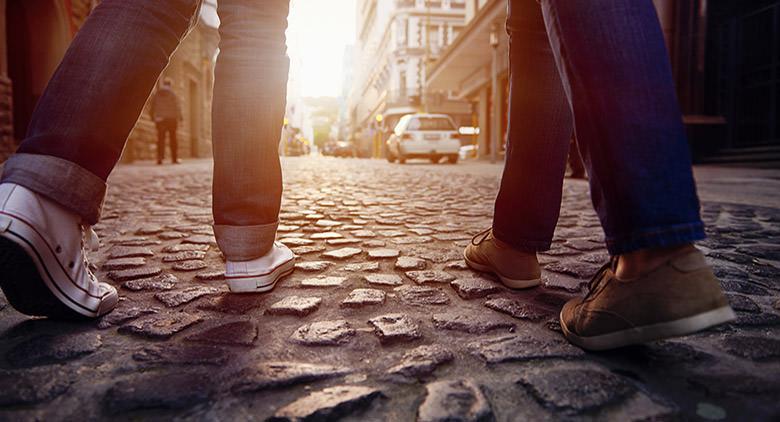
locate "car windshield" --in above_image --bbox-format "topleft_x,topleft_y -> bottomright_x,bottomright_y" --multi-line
407,117 -> 455,131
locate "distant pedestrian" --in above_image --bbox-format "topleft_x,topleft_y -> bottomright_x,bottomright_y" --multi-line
567,136 -> 585,179
150,78 -> 183,164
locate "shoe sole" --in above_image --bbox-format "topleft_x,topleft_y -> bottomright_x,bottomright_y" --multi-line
560,305 -> 736,351
226,258 -> 296,293
463,249 -> 541,289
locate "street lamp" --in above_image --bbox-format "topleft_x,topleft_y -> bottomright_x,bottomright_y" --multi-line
489,24 -> 499,164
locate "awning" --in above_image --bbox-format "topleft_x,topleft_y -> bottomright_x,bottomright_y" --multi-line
426,0 -> 507,96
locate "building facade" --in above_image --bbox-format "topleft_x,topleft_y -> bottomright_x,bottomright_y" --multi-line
347,0 -> 472,157
0,0 -> 218,163
427,0 -> 780,164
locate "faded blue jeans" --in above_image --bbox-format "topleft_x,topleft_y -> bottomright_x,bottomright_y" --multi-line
1,0 -> 290,260
493,0 -> 705,256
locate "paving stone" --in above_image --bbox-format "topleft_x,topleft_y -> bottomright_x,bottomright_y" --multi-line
101,256 -> 147,271
135,224 -> 164,235
119,313 -> 202,339
688,372 -> 780,398
182,235 -> 216,245
272,385 -> 382,421
341,288 -> 386,307
368,313 -> 422,343
122,273 -> 179,291
432,233 -> 472,241
158,231 -> 188,240
516,368 -> 635,413
97,304 -> 158,328
133,344 -> 231,366
405,270 -> 456,284
469,335 -> 584,363
232,362 -> 351,393
719,279 -> 770,296
417,379 -> 493,422
104,372 -> 212,414
281,237 -> 315,246
322,247 -> 362,260
395,256 -> 427,270
637,341 -> 714,365
484,298 -> 551,321
368,248 -> 400,259
108,246 -> 154,259
395,285 -> 450,306
445,260 -> 470,270
115,237 -> 162,246
432,312 -> 515,334
295,261 -> 333,272
162,250 -> 207,262
291,320 -> 355,346
726,293 -> 761,313
733,312 -> 780,327
736,245 -> 780,261
352,230 -> 377,238
109,266 -> 163,281
0,368 -> 72,406
185,320 -> 257,346
533,291 -> 571,308
172,260 -> 208,271
544,261 -> 601,279
542,273 -> 586,293
292,245 -> 327,255
364,239 -> 387,247
311,232 -> 343,239
301,276 -> 347,288
198,293 -> 266,314
155,286 -> 218,307
450,276 -> 501,299
564,239 -> 604,251
365,273 -> 404,286
267,296 -> 322,316
162,243 -> 210,253
195,270 -> 225,281
5,332 -> 102,367
344,261 -> 381,272
387,345 -> 454,378
722,336 -> 780,360
391,236 -> 434,245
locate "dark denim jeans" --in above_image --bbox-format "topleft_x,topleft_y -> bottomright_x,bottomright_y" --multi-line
492,0 -> 705,256
1,0 -> 290,260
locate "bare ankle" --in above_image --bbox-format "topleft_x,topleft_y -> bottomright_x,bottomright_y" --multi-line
616,243 -> 696,280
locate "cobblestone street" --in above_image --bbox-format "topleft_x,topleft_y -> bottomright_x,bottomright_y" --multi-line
1,157 -> 779,421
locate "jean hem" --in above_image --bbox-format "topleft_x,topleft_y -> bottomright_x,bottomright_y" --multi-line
605,222 -> 705,256
0,153 -> 106,224
491,226 -> 552,252
214,221 -> 278,261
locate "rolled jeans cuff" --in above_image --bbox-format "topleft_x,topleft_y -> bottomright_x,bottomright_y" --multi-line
605,222 -> 706,256
214,221 -> 278,261
0,153 -> 106,224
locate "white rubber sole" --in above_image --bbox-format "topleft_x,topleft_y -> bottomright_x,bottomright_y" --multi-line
560,305 -> 737,351
225,258 -> 296,293
463,249 -> 541,289
0,212 -> 115,318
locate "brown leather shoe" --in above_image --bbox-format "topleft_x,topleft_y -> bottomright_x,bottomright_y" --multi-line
560,250 -> 735,351
463,229 -> 541,289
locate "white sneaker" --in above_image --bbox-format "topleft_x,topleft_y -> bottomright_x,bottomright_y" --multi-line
0,183 -> 118,318
225,241 -> 295,293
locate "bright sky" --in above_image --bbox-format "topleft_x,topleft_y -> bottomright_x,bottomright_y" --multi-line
286,0 -> 356,98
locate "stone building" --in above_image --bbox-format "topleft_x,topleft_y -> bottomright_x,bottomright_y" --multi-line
0,0 -> 219,162
347,0 -> 472,157
426,0 -> 780,164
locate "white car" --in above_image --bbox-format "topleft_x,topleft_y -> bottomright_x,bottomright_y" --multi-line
386,113 -> 460,164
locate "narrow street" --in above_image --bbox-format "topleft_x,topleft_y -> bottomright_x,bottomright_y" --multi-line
0,157 -> 778,420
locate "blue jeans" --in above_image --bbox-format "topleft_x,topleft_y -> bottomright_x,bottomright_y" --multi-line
493,0 -> 705,256
1,0 -> 290,260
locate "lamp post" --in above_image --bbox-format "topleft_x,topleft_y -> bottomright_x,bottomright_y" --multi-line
489,24 -> 499,164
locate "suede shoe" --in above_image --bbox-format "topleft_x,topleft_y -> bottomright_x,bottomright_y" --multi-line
463,228 -> 541,289
0,183 -> 118,319
560,250 -> 735,351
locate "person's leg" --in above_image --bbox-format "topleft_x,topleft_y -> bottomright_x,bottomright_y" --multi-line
169,120 -> 179,163
464,0 -> 572,289
1,0 -> 202,224
0,0 -> 202,319
213,0 -> 295,292
539,0 -> 734,350
156,123 -> 166,164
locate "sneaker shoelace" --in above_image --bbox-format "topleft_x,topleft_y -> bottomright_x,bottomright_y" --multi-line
583,256 -> 619,301
471,227 -> 492,246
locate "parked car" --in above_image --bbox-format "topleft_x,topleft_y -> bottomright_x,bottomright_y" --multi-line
323,140 -> 357,158
385,113 -> 460,164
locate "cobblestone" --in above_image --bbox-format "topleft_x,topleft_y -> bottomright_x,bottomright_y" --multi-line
1,159 -> 777,420
272,385 -> 382,421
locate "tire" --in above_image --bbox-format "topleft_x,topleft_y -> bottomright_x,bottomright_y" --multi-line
386,153 -> 395,163
447,155 -> 459,164
398,154 -> 407,164
429,155 -> 441,164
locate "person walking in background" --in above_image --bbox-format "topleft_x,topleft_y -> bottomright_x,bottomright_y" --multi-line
150,78 -> 183,165
0,0 -> 295,319
567,135 -> 585,179
464,0 -> 735,351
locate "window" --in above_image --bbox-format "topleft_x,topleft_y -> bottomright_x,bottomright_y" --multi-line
407,117 -> 456,131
